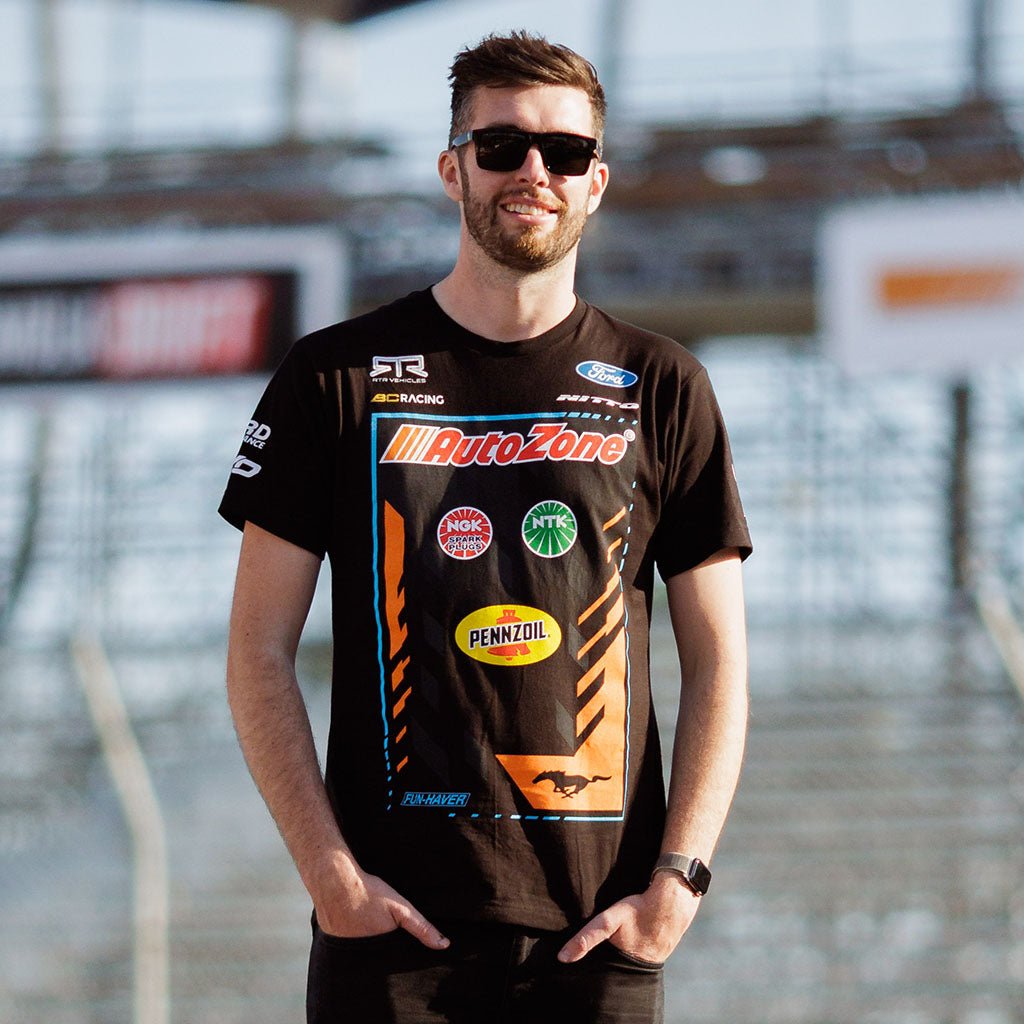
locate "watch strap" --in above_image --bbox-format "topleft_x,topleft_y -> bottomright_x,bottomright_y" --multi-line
650,853 -> 711,895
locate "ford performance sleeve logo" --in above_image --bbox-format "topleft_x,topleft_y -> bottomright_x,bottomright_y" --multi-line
575,360 -> 638,389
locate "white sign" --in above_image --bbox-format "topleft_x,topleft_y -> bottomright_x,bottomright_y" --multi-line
819,195 -> 1024,376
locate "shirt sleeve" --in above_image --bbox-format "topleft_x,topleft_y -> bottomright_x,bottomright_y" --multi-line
651,366 -> 752,580
217,337 -> 335,559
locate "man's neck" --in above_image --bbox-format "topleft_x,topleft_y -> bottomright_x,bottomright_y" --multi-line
432,247 -> 579,342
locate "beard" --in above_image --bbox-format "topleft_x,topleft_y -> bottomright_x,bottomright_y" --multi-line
460,173 -> 591,274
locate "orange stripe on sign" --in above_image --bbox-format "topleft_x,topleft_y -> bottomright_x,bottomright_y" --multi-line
396,756 -> 408,773
879,266 -> 1021,309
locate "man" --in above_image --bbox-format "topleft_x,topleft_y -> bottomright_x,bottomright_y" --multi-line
221,31 -> 751,1024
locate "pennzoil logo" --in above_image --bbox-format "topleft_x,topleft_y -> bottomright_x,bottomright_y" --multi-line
455,605 -> 562,666
381,422 -> 634,467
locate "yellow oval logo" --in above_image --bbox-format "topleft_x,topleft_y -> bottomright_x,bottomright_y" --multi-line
455,605 -> 562,666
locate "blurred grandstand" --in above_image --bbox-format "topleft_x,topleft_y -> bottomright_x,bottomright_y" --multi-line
1,1 -> 1023,1022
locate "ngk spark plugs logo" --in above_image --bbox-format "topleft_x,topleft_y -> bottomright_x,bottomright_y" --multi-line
380,421 -> 634,468
437,507 -> 492,560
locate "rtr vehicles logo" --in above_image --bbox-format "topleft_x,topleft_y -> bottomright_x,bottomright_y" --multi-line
455,605 -> 562,666
369,355 -> 428,383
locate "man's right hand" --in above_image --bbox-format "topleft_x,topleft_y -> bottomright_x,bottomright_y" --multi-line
314,869 -> 450,950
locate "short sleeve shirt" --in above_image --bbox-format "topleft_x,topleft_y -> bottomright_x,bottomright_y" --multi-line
219,288 -> 751,931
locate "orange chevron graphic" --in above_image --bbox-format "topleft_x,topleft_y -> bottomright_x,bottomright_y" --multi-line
496,506 -> 629,813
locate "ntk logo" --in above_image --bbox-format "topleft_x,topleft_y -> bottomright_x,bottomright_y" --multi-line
522,501 -> 577,558
370,355 -> 428,383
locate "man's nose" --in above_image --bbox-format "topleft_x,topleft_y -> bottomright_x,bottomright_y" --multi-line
516,143 -> 550,183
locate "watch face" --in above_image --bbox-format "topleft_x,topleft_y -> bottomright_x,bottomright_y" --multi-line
688,859 -> 712,895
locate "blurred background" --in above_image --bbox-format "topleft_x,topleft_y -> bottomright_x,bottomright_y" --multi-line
1,0 -> 1023,1021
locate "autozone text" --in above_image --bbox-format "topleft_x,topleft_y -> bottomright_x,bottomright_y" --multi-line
380,422 -> 632,467
556,393 -> 639,410
467,619 -> 549,650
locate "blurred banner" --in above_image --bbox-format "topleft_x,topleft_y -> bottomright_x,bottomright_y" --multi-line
819,194 -> 1024,376
0,227 -> 348,382
0,275 -> 280,381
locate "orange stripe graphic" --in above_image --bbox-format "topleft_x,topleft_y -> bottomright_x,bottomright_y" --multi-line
384,502 -> 407,657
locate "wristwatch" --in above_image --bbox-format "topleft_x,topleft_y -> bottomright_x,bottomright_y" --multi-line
650,853 -> 712,896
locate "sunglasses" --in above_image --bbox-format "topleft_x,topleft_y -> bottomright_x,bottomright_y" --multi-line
451,127 -> 601,177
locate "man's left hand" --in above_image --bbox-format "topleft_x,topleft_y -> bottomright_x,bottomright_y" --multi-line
556,872 -> 702,964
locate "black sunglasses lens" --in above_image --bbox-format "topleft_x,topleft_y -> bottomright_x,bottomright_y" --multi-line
541,136 -> 594,175
473,131 -> 595,176
474,132 -> 531,172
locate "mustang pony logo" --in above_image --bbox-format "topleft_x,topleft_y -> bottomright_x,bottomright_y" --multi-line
532,770 -> 612,798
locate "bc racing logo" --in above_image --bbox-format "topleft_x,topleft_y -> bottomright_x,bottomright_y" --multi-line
455,605 -> 562,666
381,422 -> 633,467
372,393 -> 445,405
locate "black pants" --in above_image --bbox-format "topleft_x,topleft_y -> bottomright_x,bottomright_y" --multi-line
307,917 -> 664,1024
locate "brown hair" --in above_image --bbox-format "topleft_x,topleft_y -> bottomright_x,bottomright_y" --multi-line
448,31 -> 606,146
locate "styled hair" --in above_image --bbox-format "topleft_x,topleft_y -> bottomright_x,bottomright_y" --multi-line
448,31 -> 606,146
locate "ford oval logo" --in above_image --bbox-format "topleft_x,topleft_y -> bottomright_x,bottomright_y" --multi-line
575,360 -> 638,389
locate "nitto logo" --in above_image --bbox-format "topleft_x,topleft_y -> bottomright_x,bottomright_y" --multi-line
380,422 -> 633,468
231,456 -> 261,478
575,360 -> 638,389
370,355 -> 428,382
455,604 -> 562,667
243,421 -> 271,449
557,393 -> 639,411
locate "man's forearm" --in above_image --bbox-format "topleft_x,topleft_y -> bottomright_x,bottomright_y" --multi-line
226,650 -> 362,905
661,552 -> 749,864
661,652 -> 748,862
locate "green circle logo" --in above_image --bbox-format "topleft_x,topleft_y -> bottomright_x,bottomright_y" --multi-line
522,501 -> 578,559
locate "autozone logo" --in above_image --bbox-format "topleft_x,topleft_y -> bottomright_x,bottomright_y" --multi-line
380,422 -> 634,467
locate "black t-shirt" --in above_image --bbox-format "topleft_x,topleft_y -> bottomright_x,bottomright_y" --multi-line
219,288 -> 751,931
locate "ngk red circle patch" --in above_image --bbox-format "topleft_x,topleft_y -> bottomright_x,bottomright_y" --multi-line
437,506 -> 492,560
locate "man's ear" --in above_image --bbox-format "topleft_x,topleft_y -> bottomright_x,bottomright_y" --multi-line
438,148 -> 464,203
587,161 -> 609,215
